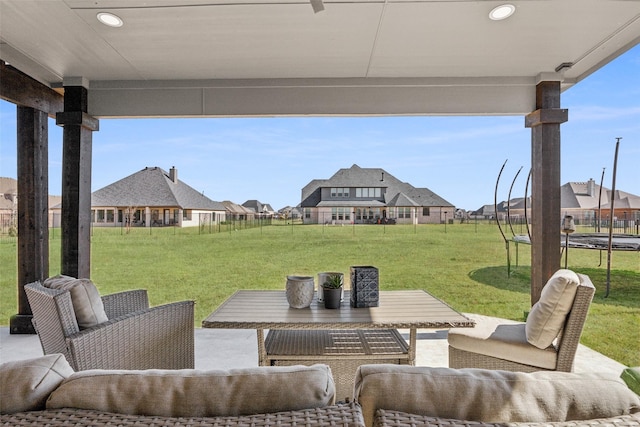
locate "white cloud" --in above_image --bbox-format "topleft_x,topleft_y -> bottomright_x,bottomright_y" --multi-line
568,105 -> 640,122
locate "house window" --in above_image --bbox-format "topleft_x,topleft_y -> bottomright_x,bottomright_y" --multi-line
97,210 -> 105,222
304,208 -> 311,219
331,207 -> 351,221
183,210 -> 192,220
355,208 -> 378,220
398,207 -> 412,218
356,188 -> 381,198
422,207 -> 430,216
106,209 -> 114,223
331,187 -> 349,198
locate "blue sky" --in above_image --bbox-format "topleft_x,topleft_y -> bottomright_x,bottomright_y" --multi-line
1,45 -> 638,211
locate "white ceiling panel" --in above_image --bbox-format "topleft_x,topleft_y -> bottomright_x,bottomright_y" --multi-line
1,0 -> 639,117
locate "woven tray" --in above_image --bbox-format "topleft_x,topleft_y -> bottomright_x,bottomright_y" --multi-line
265,329 -> 410,401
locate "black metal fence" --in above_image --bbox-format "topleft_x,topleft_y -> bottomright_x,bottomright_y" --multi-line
491,211 -> 639,236
0,213 -> 17,238
2,210 -> 638,243
0,212 -> 274,242
197,214 -> 273,234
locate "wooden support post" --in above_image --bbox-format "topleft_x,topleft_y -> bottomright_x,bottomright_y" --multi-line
57,85 -> 99,279
525,81 -> 568,305
2,61 -> 63,333
10,106 -> 49,334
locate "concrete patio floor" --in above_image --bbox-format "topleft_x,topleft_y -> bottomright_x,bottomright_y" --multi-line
0,326 -> 626,377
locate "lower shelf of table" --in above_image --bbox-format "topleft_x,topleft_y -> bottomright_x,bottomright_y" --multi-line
263,329 -> 411,401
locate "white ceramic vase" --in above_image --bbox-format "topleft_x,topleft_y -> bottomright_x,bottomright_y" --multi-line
286,276 -> 315,308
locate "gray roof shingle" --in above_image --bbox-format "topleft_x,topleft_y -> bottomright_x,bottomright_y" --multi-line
91,167 -> 225,210
301,164 -> 453,208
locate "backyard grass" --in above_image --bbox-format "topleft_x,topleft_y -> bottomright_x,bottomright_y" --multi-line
1,223 -> 638,366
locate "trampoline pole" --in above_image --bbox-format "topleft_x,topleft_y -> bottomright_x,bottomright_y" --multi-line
605,138 -> 621,298
597,167 -> 605,233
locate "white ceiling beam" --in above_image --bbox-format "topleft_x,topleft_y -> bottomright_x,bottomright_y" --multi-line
88,77 -> 537,118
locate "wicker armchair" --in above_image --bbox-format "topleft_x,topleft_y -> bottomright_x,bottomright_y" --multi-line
25,281 -> 195,371
448,273 -> 595,372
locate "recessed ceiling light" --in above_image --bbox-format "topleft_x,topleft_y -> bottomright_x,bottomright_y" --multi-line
97,12 -> 123,28
489,4 -> 516,21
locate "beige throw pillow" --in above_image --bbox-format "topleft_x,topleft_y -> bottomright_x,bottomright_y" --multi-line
525,269 -> 580,349
0,354 -> 74,414
47,364 -> 335,417
42,274 -> 76,289
44,275 -> 109,329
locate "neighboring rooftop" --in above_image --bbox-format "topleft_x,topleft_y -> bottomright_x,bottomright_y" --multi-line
91,167 -> 225,211
301,164 -> 454,208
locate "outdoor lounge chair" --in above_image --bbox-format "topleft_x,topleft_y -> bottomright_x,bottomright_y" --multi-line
447,270 -> 595,372
25,279 -> 195,371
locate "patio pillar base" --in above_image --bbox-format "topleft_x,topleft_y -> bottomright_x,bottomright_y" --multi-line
9,314 -> 35,334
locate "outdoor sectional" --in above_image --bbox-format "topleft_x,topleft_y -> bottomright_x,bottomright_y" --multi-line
2,354 -> 640,426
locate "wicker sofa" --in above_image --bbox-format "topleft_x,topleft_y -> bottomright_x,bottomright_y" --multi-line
2,356 -> 639,427
0,353 -> 363,426
354,364 -> 640,427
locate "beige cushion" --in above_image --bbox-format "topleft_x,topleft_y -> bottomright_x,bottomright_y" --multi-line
47,364 -> 335,417
525,269 -> 580,349
42,274 -> 76,288
355,365 -> 640,426
44,275 -> 108,329
0,354 -> 74,414
447,314 -> 557,369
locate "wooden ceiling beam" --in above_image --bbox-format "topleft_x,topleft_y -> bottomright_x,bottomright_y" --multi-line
0,61 -> 63,117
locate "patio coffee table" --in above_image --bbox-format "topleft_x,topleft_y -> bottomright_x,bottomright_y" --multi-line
202,289 -> 474,400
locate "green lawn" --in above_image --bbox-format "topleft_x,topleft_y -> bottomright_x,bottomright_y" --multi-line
1,222 -> 638,366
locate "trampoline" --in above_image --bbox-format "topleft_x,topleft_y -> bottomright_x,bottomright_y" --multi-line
512,233 -> 639,297
513,233 -> 640,252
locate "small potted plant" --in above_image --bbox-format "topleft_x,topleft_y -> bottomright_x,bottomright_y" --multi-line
322,273 -> 343,309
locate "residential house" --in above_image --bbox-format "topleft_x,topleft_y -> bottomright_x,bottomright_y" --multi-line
47,196 -> 63,227
300,164 -> 454,225
221,201 -> 255,221
242,200 -> 275,217
278,206 -> 302,220
475,178 -> 640,226
560,179 -> 639,223
1,177 -> 63,230
0,177 -> 17,233
90,166 -> 226,227
473,197 -> 528,221
0,177 -> 17,213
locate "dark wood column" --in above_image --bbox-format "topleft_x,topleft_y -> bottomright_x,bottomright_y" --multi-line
2,61 -> 64,333
525,81 -> 568,305
10,107 -> 49,334
56,85 -> 98,279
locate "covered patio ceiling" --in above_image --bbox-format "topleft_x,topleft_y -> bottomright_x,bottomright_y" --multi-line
1,0 -> 639,118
